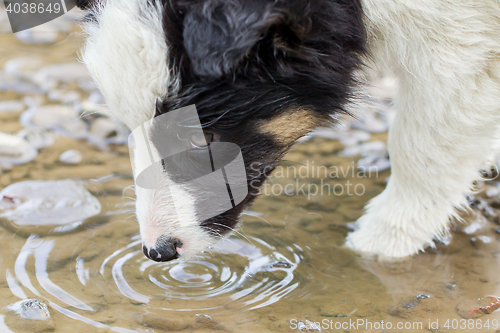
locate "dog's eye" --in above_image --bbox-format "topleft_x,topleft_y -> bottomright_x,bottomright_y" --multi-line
190,132 -> 213,149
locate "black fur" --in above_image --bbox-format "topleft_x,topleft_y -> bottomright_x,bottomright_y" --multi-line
76,0 -> 366,239
76,0 -> 92,10
159,0 -> 366,236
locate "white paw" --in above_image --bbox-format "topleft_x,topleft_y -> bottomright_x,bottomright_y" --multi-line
345,187 -> 453,258
345,218 -> 431,258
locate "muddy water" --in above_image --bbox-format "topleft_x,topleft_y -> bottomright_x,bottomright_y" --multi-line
1,18 -> 500,333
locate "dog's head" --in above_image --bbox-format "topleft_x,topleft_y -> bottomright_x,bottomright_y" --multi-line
79,0 -> 365,261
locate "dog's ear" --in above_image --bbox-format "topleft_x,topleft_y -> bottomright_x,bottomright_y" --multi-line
182,0 -> 291,78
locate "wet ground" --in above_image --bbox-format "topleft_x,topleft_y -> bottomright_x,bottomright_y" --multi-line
0,9 -> 500,333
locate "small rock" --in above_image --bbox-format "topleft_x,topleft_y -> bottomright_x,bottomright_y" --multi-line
87,91 -> 105,104
0,72 -> 41,94
0,132 -> 37,165
195,314 -> 225,331
389,295 -> 434,319
0,100 -> 25,113
48,90 -> 81,104
462,215 -> 488,234
20,105 -> 87,139
341,141 -> 386,157
0,179 -> 101,226
59,150 -> 83,164
17,128 -> 55,149
297,320 -> 321,332
3,57 -> 44,76
357,155 -> 391,172
89,117 -> 118,141
15,26 -> 59,45
470,235 -> 492,248
339,130 -> 371,147
0,162 -> 13,172
457,296 -> 500,319
140,314 -> 188,331
271,261 -> 292,269
20,300 -> 50,320
6,299 -> 55,333
34,63 -> 91,87
24,95 -> 44,108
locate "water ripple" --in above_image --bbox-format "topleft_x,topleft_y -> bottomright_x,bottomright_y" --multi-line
3,229 -> 305,330
102,236 -> 303,312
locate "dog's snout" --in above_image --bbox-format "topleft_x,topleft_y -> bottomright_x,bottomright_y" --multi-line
142,236 -> 181,262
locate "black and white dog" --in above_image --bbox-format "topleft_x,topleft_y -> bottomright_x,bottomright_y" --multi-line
76,0 -> 500,261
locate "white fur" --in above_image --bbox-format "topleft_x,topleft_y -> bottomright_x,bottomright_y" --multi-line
81,0 -> 178,129
132,141 -> 218,257
81,0 -> 500,259
347,0 -> 500,257
81,0 -> 214,257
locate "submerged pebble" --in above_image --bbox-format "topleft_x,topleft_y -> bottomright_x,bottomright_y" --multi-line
271,261 -> 292,269
21,105 -> 87,139
19,300 -> 50,320
17,128 -> 55,149
194,314 -> 226,330
0,100 -> 25,113
297,320 -> 321,332
0,179 -> 101,226
6,299 -> 55,333
88,117 -> 118,142
0,132 -> 37,165
4,57 -> 44,77
34,63 -> 91,88
15,27 -> 59,45
59,150 -> 83,164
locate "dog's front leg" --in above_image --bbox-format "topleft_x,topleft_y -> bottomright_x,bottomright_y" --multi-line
346,29 -> 500,257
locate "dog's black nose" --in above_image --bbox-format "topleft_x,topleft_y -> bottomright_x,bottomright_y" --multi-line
142,237 -> 181,262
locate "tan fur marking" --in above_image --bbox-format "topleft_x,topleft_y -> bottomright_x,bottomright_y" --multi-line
258,109 -> 323,144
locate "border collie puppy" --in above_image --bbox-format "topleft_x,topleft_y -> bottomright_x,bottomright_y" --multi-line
77,0 -> 500,261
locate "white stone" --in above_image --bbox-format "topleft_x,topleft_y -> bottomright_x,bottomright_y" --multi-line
0,101 -> 25,113
297,320 -> 321,332
0,179 -> 101,226
486,185 -> 500,197
87,91 -> 105,105
34,63 -> 91,87
4,57 -> 44,77
59,150 -> 83,164
89,118 -> 117,141
0,132 -> 37,165
339,130 -> 371,147
23,95 -> 44,108
20,105 -> 87,139
341,140 -> 386,157
48,90 -> 81,104
358,155 -> 391,172
15,26 -> 59,45
17,128 -> 55,149
9,299 -> 51,320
